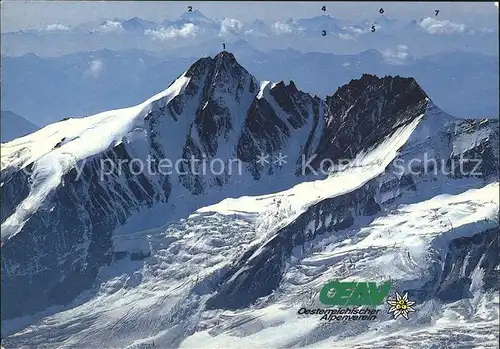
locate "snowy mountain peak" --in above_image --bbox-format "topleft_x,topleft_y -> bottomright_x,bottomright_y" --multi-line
214,50 -> 238,64
121,17 -> 157,32
179,9 -> 211,23
127,16 -> 141,21
183,51 -> 255,101
184,51 -> 240,76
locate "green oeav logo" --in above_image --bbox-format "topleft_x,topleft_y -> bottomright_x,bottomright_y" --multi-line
319,281 -> 392,306
298,280 -> 417,321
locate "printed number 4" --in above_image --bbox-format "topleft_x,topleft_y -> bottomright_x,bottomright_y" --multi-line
322,6 -> 326,11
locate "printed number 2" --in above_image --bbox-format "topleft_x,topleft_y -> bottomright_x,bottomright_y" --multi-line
188,6 -> 193,12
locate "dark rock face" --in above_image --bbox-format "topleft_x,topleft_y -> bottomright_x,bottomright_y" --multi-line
270,81 -> 313,130
311,74 -> 429,172
206,180 -> 381,310
447,119 -> 499,179
406,226 -> 499,304
1,143 -> 167,320
1,167 -> 31,222
237,98 -> 289,161
192,54 -> 242,158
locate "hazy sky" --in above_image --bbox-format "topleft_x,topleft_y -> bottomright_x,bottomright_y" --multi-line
1,1 -> 498,32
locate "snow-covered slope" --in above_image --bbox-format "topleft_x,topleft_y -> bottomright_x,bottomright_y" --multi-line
0,111 -> 38,143
1,51 -> 498,348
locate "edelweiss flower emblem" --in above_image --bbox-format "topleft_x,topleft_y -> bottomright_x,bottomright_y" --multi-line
386,292 -> 416,320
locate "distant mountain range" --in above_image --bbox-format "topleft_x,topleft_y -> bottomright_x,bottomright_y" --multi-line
2,10 -> 497,57
2,44 -> 498,126
0,110 -> 39,142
